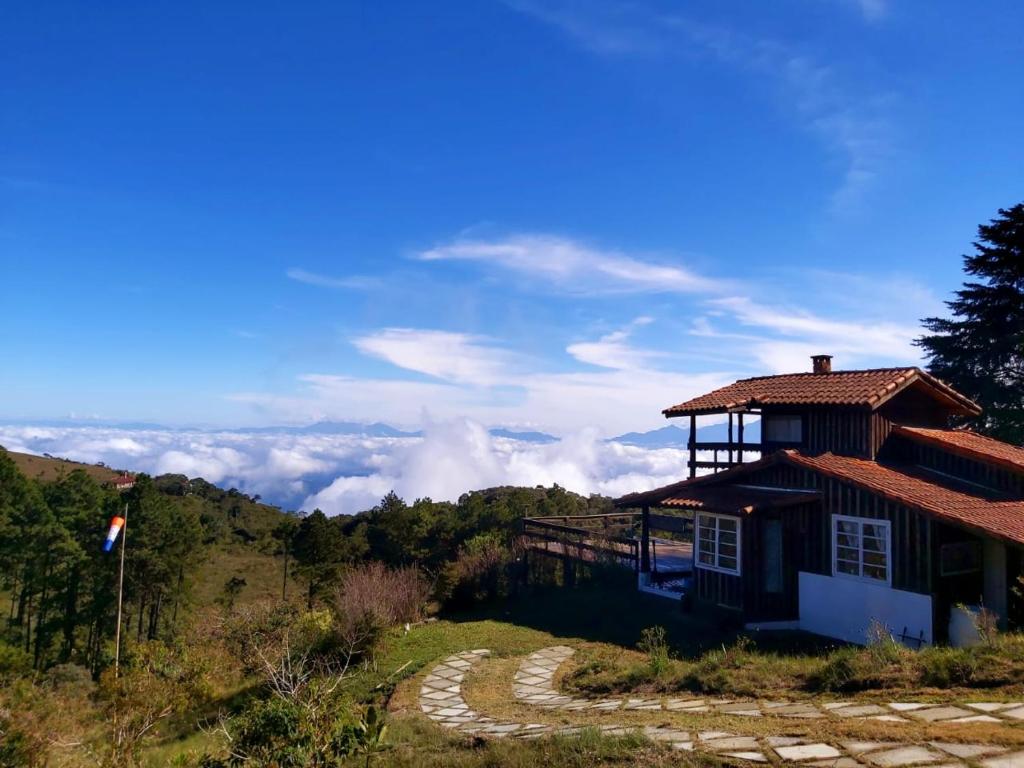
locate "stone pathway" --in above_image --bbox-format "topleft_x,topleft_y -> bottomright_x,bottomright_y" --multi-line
512,645 -> 1024,726
418,648 -> 1024,766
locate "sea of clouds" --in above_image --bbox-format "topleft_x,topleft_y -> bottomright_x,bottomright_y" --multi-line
0,420 -> 692,516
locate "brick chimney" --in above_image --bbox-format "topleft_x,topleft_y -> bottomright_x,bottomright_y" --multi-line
811,354 -> 833,374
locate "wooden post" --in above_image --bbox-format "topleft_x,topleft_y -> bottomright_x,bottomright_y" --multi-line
728,413 -> 734,466
640,505 -> 651,574
738,413 -> 745,464
688,414 -> 697,479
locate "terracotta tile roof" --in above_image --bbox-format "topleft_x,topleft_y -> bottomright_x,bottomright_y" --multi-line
660,485 -> 820,514
617,448 -> 1024,544
783,452 -> 1024,546
894,426 -> 1024,475
662,367 -> 980,417
615,452 -> 802,508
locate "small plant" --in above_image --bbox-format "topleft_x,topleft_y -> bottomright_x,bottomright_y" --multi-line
974,606 -> 1000,646
337,705 -> 389,768
865,619 -> 905,666
637,626 -> 670,678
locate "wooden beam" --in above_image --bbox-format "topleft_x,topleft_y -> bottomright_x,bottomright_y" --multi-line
728,413 -> 734,465
738,413 -> 745,463
688,414 -> 697,479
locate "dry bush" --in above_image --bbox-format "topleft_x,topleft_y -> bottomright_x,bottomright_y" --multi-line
332,562 -> 431,655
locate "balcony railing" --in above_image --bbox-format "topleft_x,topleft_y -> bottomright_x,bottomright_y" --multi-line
686,441 -> 763,473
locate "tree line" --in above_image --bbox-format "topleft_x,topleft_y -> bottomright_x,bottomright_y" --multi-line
0,454 -> 205,674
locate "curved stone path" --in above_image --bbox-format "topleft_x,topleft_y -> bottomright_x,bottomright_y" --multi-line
418,647 -> 1024,766
512,646 -> 1024,726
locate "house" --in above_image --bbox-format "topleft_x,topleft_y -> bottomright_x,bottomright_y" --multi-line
615,355 -> 1024,646
110,472 -> 135,492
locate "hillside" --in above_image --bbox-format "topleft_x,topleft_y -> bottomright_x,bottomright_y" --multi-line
2,447 -> 126,484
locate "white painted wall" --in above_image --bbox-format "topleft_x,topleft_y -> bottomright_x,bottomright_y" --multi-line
798,571 -> 933,645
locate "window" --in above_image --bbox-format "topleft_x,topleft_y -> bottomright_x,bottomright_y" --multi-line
697,513 -> 741,575
762,414 -> 803,443
833,515 -> 890,585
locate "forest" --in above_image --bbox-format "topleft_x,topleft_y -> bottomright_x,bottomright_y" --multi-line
0,447 -> 614,766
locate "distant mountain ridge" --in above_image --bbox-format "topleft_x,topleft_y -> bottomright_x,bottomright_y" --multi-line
2,417 -> 756,448
609,421 -> 761,448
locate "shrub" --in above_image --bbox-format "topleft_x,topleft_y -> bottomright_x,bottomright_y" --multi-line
809,647 -> 859,691
918,647 -> 978,687
437,532 -> 519,610
0,642 -> 32,679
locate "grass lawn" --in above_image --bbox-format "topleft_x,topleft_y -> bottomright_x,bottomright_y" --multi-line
145,582 -> 1024,766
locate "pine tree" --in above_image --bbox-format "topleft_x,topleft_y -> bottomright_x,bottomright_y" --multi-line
917,203 -> 1024,443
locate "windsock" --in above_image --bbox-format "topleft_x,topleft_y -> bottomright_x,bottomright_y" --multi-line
104,515 -> 125,552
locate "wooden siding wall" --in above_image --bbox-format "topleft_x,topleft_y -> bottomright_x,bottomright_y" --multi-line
763,407 -> 873,458
695,566 -> 744,611
805,407 -> 872,457
883,435 -> 1024,497
743,501 -> 827,621
732,464 -> 933,595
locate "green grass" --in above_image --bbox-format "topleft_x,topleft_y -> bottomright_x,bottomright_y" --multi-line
369,719 -> 719,768
134,583 -> 1024,767
191,545 -> 299,609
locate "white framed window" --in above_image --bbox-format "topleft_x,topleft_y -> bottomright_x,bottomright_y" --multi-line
696,513 -> 741,575
832,515 -> 891,585
763,414 -> 803,443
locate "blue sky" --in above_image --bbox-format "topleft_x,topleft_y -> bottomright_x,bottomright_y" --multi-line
3,0 -> 1023,435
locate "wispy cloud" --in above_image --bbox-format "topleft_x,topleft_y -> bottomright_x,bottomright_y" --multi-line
566,317 -> 664,370
833,0 -> 887,22
696,295 -> 923,373
418,233 -> 725,295
507,1 -> 894,213
233,321 -> 732,435
286,268 -> 380,290
352,328 -> 515,386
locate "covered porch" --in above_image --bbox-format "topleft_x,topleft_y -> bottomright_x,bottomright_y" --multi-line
624,482 -> 823,611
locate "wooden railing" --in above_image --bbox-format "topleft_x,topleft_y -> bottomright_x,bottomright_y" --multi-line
687,441 -> 763,473
521,514 -> 640,571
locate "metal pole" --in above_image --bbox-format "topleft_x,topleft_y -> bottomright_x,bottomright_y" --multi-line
114,502 -> 127,678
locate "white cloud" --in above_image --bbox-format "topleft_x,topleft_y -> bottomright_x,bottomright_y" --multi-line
353,328 -> 515,385
418,234 -> 724,295
698,295 -> 923,372
0,420 -> 694,517
302,418 -> 692,515
566,317 -> 662,370
287,268 -> 380,290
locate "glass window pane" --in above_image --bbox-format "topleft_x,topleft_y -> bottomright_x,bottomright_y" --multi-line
836,560 -> 859,575
718,543 -> 737,558
699,515 -> 715,529
718,531 -> 737,547
718,518 -> 737,532
863,523 -> 886,539
836,533 -> 859,548
718,556 -> 737,571
863,565 -> 887,581
698,539 -> 714,555
862,536 -> 886,552
698,552 -> 715,565
836,546 -> 859,561
837,520 -> 859,534
863,551 -> 887,567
